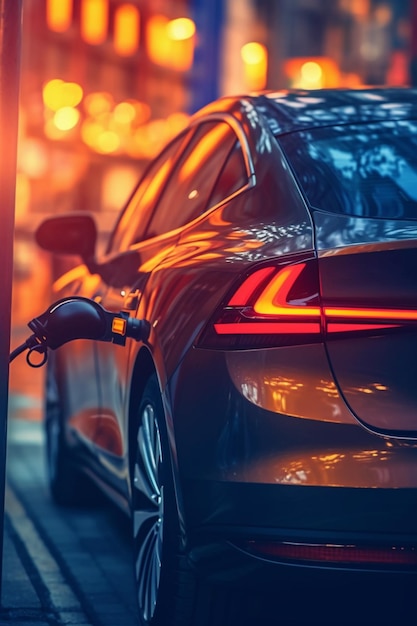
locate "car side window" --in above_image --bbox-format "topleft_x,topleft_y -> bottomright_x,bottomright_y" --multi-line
107,130 -> 192,253
142,121 -> 245,239
208,141 -> 247,208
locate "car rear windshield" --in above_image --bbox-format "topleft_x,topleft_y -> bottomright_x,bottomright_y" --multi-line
279,121 -> 417,220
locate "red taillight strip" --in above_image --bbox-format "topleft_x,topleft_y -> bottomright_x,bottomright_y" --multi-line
253,264 -> 321,316
243,540 -> 417,566
214,322 -> 321,335
216,262 -> 417,336
228,266 -> 275,306
324,306 -> 417,322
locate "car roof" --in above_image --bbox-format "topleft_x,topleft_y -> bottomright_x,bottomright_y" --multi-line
190,87 -> 417,138
253,87 -> 417,135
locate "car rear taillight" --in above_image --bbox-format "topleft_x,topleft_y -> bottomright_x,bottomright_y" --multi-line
198,257 -> 322,349
198,257 -> 417,349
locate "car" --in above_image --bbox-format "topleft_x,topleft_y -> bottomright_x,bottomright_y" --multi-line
35,87 -> 417,626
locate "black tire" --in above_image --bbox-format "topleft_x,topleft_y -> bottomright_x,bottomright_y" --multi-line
44,354 -> 88,506
132,374 -> 198,626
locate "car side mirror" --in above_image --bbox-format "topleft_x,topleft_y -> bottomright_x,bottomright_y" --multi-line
35,213 -> 98,266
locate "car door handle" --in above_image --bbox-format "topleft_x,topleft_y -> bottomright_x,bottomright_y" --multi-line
123,289 -> 141,310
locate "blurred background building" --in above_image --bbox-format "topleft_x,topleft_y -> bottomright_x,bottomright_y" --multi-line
12,0 -> 414,328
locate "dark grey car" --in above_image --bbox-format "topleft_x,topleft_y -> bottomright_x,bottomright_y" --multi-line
36,87 -> 417,626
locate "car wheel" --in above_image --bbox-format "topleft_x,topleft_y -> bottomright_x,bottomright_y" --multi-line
45,357 -> 85,506
132,374 -> 198,626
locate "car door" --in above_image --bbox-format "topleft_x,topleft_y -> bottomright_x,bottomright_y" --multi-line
75,128 -> 193,485
90,120 -> 242,491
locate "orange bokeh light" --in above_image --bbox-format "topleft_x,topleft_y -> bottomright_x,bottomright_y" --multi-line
46,0 -> 72,33
81,0 -> 109,45
147,14 -> 195,71
53,107 -> 80,131
241,42 -> 268,91
43,79 -> 83,110
284,56 -> 340,88
166,17 -> 196,41
114,4 -> 140,56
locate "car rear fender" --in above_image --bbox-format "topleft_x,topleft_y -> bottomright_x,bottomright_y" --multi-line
127,346 -> 187,545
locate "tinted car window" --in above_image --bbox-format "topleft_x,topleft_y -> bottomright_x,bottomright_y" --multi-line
208,141 -> 247,208
108,130 -> 192,252
279,121 -> 417,219
143,121 -> 241,239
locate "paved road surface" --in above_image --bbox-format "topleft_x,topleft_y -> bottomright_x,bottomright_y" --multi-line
5,418 -> 140,626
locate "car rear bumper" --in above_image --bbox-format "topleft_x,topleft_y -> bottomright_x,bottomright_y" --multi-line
185,528 -> 417,625
183,479 -> 417,536
183,480 -> 417,623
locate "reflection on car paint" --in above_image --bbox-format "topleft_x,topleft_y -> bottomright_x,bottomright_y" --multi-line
241,100 -> 274,155
226,345 -> 357,425
314,214 -> 417,251
227,446 -> 417,488
68,405 -> 124,457
261,89 -> 417,134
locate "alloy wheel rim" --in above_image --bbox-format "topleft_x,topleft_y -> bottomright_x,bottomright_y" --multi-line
133,402 -> 164,622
